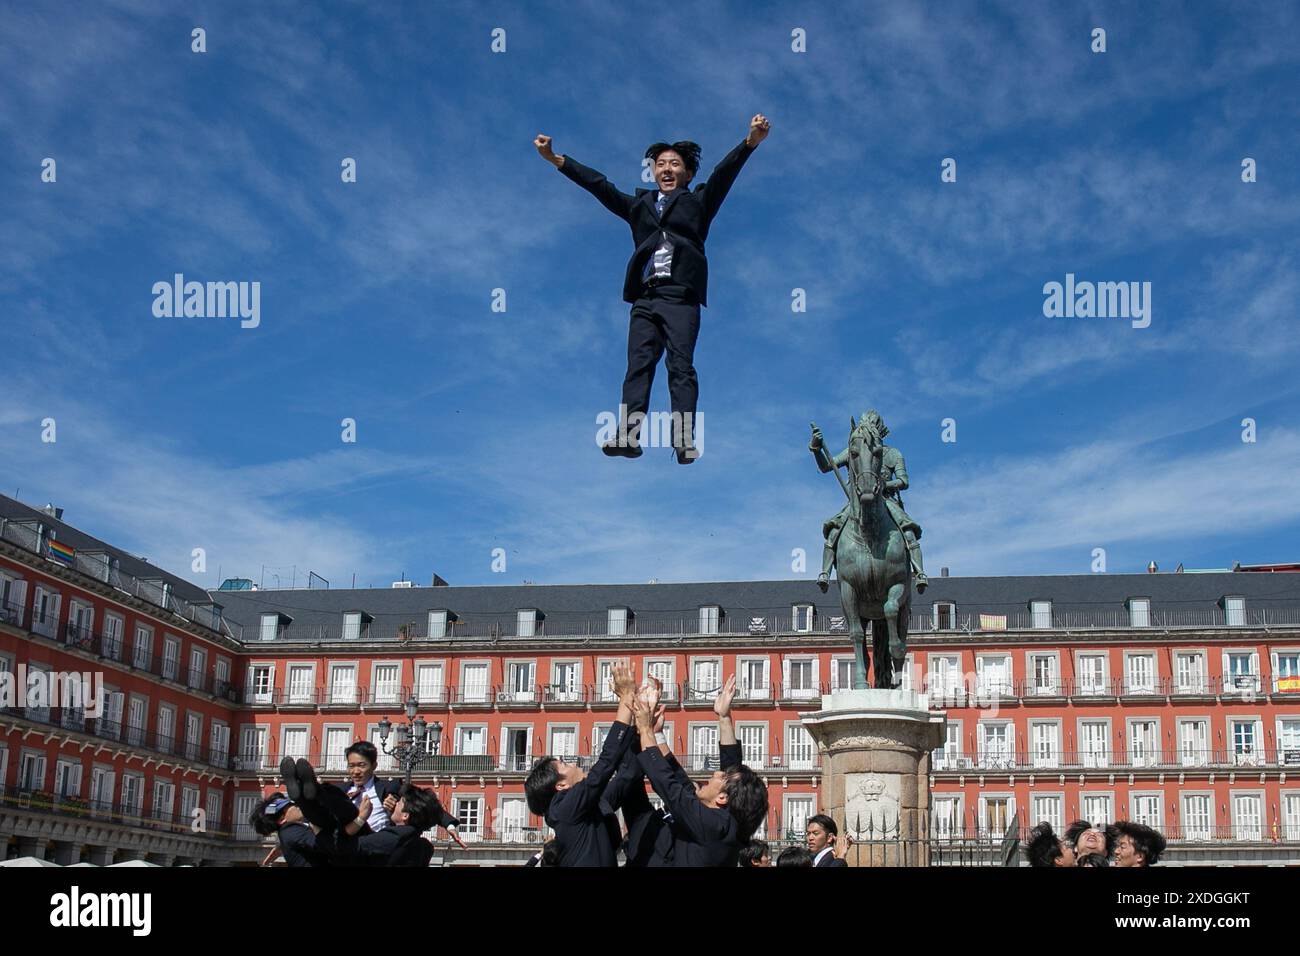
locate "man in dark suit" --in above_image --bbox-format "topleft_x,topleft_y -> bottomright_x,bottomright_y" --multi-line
250,792 -> 331,867
535,114 -> 770,464
806,813 -> 851,866
342,740 -> 465,846
524,663 -> 638,866
631,674 -> 768,866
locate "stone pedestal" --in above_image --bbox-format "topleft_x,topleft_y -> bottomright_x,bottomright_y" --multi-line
800,689 -> 946,867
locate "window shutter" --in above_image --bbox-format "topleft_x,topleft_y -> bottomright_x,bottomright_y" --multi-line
10,580 -> 26,615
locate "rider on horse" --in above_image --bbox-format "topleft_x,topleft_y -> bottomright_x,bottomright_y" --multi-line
810,410 -> 928,594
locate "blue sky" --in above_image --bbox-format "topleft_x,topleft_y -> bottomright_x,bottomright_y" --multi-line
2,0 -> 1299,590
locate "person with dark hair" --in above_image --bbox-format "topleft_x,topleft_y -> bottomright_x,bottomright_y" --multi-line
806,814 -> 851,867
1076,852 -> 1110,867
524,663 -> 638,866
1064,819 -> 1117,860
250,792 -> 331,867
525,839 -> 560,868
739,840 -> 771,867
776,846 -> 814,867
631,674 -> 770,866
343,740 -> 465,847
279,757 -> 435,866
1113,821 -> 1167,867
534,115 -> 770,464
1026,822 -> 1077,867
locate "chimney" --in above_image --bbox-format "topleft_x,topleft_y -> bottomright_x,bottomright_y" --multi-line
431,574 -> 449,587
43,503 -> 64,521
1147,561 -> 1158,573
940,567 -> 950,578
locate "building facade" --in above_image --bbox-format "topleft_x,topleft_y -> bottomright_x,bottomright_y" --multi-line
2,494 -> 1299,865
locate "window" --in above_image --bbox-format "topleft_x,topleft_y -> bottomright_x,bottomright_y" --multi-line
975,655 -> 1012,696
784,657 -> 818,700
185,712 -> 203,760
282,727 -> 308,761
93,768 -> 115,812
499,797 -> 528,841
933,601 -> 955,630
792,604 -> 813,633
1284,793 -> 1300,841
507,661 -> 536,701
831,657 -> 854,692
156,705 -> 176,752
1175,652 -> 1206,693
1225,651 -> 1260,692
259,613 -> 281,641
1232,794 -> 1262,840
1128,720 -> 1158,768
932,796 -> 962,839
372,663 -> 400,704
102,614 -> 123,660
239,726 -> 267,770
126,696 -> 147,746
330,663 -> 358,704
690,658 -> 721,700
248,665 -> 274,704
739,657 -> 770,699
1081,793 -> 1112,826
188,647 -> 207,688
928,654 -> 962,699
454,797 -> 483,841
461,662 -> 490,703
1182,794 -> 1212,841
503,726 -> 531,771
121,774 -> 144,815
597,660 -> 617,702
1125,654 -> 1156,694
978,723 -> 1012,769
234,793 -> 259,839
1029,654 -> 1058,695
1179,719 -> 1208,767
786,723 -> 816,770
19,751 -> 47,791
133,625 -> 153,668
181,786 -> 200,824
607,607 -> 628,637
1231,719 -> 1260,765
647,659 -> 675,700
1131,794 -> 1161,830
1274,652 -> 1300,694
1031,794 -> 1063,832
784,795 -> 814,840
342,611 -> 369,640
324,727 -> 351,771
287,664 -> 314,704
1080,721 -> 1109,768
369,725 -> 396,772
517,609 -> 537,638
54,759 -> 82,799
1076,654 -> 1107,694
979,795 -> 1015,837
428,610 -> 449,639
215,657 -> 231,693
549,726 -> 577,759
415,662 -> 444,703
691,724 -> 719,770
0,574 -> 26,627
1029,721 -> 1059,769
1278,719 -> 1300,766
31,585 -> 60,638
1128,597 -> 1151,628
740,724 -> 767,768
455,724 -> 484,757
1030,600 -> 1052,629
161,636 -> 180,681
933,722 -> 962,770
550,661 -> 580,702
699,605 -> 721,635
210,723 -> 230,766
1223,596 -> 1246,627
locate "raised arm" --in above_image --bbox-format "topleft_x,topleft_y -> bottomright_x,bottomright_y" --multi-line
536,133 -> 635,223
715,674 -> 743,770
553,663 -> 637,821
697,114 -> 769,224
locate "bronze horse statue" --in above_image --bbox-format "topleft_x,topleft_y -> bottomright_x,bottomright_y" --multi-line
814,419 -> 912,689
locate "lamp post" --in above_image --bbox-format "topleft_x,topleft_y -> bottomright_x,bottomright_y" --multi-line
378,694 -> 443,786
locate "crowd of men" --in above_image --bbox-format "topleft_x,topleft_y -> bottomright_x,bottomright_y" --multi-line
1026,819 -> 1168,867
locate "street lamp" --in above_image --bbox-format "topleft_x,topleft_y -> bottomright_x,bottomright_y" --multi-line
378,694 -> 443,785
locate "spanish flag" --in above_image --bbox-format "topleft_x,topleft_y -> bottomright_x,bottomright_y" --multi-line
1278,675 -> 1300,692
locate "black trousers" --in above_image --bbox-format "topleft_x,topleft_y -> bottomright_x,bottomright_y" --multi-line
296,782 -> 363,835
621,283 -> 701,443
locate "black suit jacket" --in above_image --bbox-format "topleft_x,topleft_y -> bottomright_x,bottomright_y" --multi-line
557,140 -> 756,306
345,776 -> 461,831
277,821 -> 331,867
546,720 -> 635,866
638,745 -> 747,867
329,824 -> 434,867
815,850 -> 848,867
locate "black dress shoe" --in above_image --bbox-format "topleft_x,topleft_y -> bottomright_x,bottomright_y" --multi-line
279,756 -> 301,801
294,758 -> 318,801
601,440 -> 643,459
675,444 -> 700,465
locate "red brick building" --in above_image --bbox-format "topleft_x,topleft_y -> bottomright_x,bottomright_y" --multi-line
3,494 -> 1298,865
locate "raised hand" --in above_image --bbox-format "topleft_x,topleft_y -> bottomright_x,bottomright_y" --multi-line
612,662 -> 638,705
382,794 -> 398,815
631,693 -> 655,734
638,674 -> 662,713
534,133 -> 557,161
652,703 -> 667,735
834,831 -> 853,860
714,674 -> 738,719
746,113 -> 771,147
809,422 -> 824,452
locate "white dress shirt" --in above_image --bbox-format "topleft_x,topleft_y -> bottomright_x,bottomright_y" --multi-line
813,846 -> 834,866
352,777 -> 390,831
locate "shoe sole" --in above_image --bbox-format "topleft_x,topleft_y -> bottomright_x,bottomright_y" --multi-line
295,757 -> 318,801
279,757 -> 301,801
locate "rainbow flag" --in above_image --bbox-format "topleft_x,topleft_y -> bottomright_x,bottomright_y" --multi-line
1278,675 -> 1300,692
46,539 -> 75,565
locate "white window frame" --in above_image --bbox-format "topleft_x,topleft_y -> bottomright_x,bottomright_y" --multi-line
1128,597 -> 1151,628
1181,791 -> 1214,841
1126,717 -> 1160,768
427,609 -> 449,639
1231,791 -> 1263,841
1026,651 -> 1060,696
975,653 -> 1013,697
783,654 -> 820,700
791,603 -> 814,633
414,659 -> 446,703
370,660 -> 402,705
688,656 -> 722,701
1124,651 -> 1157,695
783,721 -> 817,770
328,661 -> 359,705
1077,718 -> 1111,768
549,659 -> 582,702
1028,719 -> 1061,769
1177,716 -> 1210,767
977,721 -> 1014,769
459,660 -> 491,703
286,662 -> 316,704
646,658 -> 677,701
607,607 -> 628,637
1174,649 -> 1207,693
737,656 -> 771,700
516,609 -> 538,638
1223,595 -> 1246,627
1029,600 -> 1052,629
699,605 -> 721,636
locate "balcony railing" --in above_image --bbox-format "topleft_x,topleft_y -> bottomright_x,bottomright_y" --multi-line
0,704 -> 234,770
0,789 -> 234,839
930,747 -> 1300,772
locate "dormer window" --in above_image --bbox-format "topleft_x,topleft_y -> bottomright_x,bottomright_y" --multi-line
1222,596 -> 1245,627
1128,597 -> 1151,628
933,602 -> 956,630
1030,600 -> 1052,629
259,613 -> 290,641
342,611 -> 372,640
699,605 -> 721,636
608,607 -> 630,637
428,609 -> 451,639
792,604 -> 814,633
517,608 -> 538,638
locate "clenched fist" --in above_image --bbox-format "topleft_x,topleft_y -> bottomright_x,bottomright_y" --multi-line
746,114 -> 771,148
534,133 -> 563,168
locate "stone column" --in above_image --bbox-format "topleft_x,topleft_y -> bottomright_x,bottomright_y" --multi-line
51,840 -> 83,866
15,836 -> 50,861
800,689 -> 946,867
87,844 -> 117,867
